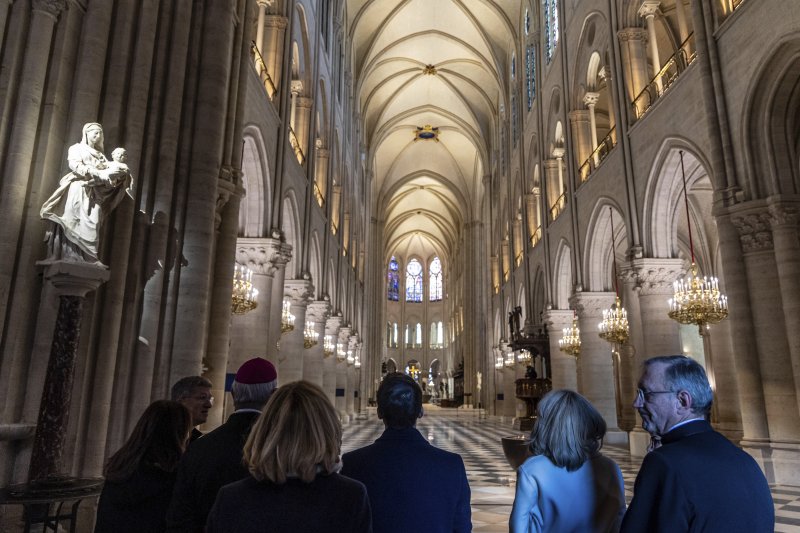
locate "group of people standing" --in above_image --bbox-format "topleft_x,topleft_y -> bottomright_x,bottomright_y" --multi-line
93,353 -> 774,533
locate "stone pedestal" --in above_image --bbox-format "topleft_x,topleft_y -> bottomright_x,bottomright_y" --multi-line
29,260 -> 109,482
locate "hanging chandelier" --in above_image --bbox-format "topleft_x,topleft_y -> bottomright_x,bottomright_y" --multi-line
346,349 -> 355,365
336,342 -> 346,362
323,334 -> 335,358
280,299 -> 295,333
516,349 -> 532,363
495,353 -> 504,369
558,312 -> 581,356
504,351 -> 516,368
354,351 -> 361,368
231,264 -> 259,315
598,207 -> 630,348
303,321 -> 318,348
668,151 -> 729,333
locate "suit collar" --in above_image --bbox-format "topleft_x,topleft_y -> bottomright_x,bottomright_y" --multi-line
377,426 -> 427,443
661,418 -> 712,445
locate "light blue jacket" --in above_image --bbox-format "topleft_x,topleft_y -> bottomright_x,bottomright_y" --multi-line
510,453 -> 625,533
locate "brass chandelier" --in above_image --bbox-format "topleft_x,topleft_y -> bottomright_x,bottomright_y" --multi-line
303,321 -> 319,348
323,334 -> 335,358
280,299 -> 295,333
231,264 -> 259,315
598,207 -> 630,348
558,312 -> 581,357
668,151 -> 728,333
336,342 -> 346,362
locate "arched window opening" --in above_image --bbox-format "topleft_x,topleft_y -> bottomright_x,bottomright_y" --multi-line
526,45 -> 536,110
387,256 -> 399,301
415,323 -> 422,348
437,321 -> 444,346
405,259 -> 423,302
429,257 -> 442,301
392,322 -> 398,348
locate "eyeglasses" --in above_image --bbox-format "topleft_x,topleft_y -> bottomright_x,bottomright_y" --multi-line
635,388 -> 674,403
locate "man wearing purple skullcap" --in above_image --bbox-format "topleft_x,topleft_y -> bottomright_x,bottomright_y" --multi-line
167,358 -> 278,532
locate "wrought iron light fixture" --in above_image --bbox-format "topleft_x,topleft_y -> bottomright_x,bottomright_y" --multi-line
336,342 -> 346,362
516,349 -> 532,363
598,207 -> 630,348
346,349 -> 355,365
280,299 -> 295,333
558,312 -> 581,357
323,335 -> 335,358
303,321 -> 318,348
231,264 -> 258,315
668,151 -> 728,333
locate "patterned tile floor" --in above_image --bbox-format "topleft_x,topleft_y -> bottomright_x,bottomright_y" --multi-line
342,405 -> 800,532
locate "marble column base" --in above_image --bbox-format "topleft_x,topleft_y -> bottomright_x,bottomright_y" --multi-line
628,427 -> 651,458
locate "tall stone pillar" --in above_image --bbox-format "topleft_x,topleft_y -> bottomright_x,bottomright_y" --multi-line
346,335 -> 358,416
0,0 -> 67,342
542,309 -> 577,390
543,158 -> 559,217
263,15 -> 287,91
583,92 -> 600,164
571,292 -> 626,444
324,315 -> 343,405
28,261 -> 109,482
568,110 -> 591,174
304,300 -> 331,387
336,325 -> 352,421
295,96 -> 313,164
269,242 -> 292,363
314,143 -> 330,206
279,278 -> 314,384
639,1 -> 663,92
617,28 -> 649,113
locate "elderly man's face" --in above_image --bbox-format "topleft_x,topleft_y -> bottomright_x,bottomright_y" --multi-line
179,386 -> 213,426
633,362 -> 682,437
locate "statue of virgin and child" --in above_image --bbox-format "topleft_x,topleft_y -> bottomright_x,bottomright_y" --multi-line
40,122 -> 134,264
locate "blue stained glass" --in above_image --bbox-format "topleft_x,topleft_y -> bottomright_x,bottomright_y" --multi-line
387,256 -> 399,301
405,259 -> 423,302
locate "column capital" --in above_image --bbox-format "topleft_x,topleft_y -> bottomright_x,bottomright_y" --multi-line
569,291 -> 616,317
290,79 -> 304,94
32,0 -> 66,18
542,309 -> 574,331
36,260 -> 110,297
552,147 -> 565,159
638,0 -> 661,19
307,300 -> 331,323
768,201 -> 800,229
264,15 -> 288,29
583,91 -> 600,107
236,237 -> 292,276
326,314 -> 343,334
620,257 -> 685,296
731,210 -> 773,253
285,278 -> 314,305
618,28 -> 647,42
256,0 -> 273,7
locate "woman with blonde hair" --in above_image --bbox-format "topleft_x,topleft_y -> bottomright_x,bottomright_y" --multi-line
510,389 -> 625,533
206,381 -> 372,532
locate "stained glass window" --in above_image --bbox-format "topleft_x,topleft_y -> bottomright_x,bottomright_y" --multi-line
544,0 -> 559,63
429,257 -> 442,301
526,45 -> 536,110
387,256 -> 399,301
525,9 -> 530,36
405,258 -> 423,302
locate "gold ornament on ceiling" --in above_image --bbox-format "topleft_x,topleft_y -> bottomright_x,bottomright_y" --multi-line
422,64 -> 437,75
414,125 -> 439,142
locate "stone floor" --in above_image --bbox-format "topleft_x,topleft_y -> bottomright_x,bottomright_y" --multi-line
342,405 -> 800,532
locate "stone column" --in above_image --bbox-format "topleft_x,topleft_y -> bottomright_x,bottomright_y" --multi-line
501,239 -> 510,282
279,278 -> 314,384
503,365 -> 516,418
543,159 -> 559,216
617,28 -> 649,112
269,241 -> 292,361
732,209 -> 800,485
324,315 -> 343,405
346,335 -> 358,417
29,261 -> 109,481
543,309 -> 577,390
552,148 -> 565,201
0,0 -> 66,342
571,292 -> 626,444
263,15 -> 287,90
525,194 -> 536,241
512,218 -> 523,266
583,92 -> 600,165
304,300 -> 331,387
639,0 -> 663,92
568,110 -> 591,175
232,237 -> 290,370
598,67 -> 617,132
314,143 -> 329,206
295,95 -> 312,164
336,325 -> 352,421
674,0 -> 690,53
255,1 -> 268,59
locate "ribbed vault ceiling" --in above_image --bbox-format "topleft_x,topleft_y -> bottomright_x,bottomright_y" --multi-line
348,0 -> 519,264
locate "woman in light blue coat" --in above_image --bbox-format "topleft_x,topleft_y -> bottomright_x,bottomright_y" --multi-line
510,389 -> 625,533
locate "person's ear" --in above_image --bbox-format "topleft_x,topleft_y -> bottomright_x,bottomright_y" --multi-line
676,390 -> 693,411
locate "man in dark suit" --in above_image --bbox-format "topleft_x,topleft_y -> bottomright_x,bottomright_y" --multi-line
341,372 -> 471,533
621,355 -> 773,532
166,358 -> 278,532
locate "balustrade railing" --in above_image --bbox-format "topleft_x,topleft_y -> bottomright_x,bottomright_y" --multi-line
289,127 -> 305,164
632,33 -> 696,121
313,183 -> 325,207
251,43 -> 277,100
550,193 -> 566,221
530,225 -> 542,246
579,126 -> 617,182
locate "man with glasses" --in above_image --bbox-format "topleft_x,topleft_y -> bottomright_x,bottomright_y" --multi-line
621,355 -> 773,532
171,376 -> 214,442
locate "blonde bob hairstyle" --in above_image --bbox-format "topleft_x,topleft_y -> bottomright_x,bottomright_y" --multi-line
243,380 -> 341,484
528,389 -> 606,472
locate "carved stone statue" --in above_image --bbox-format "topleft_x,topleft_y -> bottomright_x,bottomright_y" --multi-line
40,123 -> 133,262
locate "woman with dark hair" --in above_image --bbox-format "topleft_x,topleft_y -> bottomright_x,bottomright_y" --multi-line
510,389 -> 625,533
94,400 -> 192,533
206,381 -> 372,533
